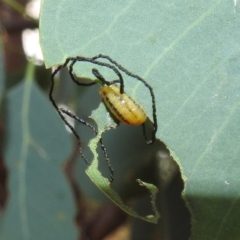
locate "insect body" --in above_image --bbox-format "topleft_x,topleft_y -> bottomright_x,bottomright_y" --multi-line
100,84 -> 147,125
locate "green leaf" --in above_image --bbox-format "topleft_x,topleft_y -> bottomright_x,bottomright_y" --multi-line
40,0 -> 240,238
0,62 -> 77,239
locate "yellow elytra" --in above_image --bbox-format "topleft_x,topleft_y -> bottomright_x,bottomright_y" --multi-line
99,84 -> 147,125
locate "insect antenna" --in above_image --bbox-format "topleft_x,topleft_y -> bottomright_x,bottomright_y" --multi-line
49,60 -> 90,165
60,108 -> 114,183
68,58 -> 97,87
67,57 -> 124,93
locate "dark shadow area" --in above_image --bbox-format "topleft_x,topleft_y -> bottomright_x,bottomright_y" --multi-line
166,169 -> 191,240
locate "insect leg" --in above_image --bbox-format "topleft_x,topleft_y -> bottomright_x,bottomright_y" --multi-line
99,137 -> 114,183
60,108 -> 97,133
60,108 -> 114,183
141,123 -> 152,145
